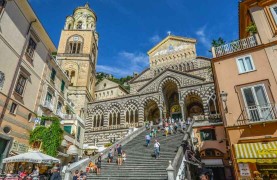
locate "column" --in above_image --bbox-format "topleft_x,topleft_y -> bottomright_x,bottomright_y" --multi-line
120,110 -> 125,126
103,111 -> 109,127
159,105 -> 163,120
138,105 -> 144,127
180,101 -> 185,121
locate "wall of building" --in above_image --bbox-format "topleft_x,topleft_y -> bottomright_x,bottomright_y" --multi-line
0,0 -> 56,154
213,48 -> 277,127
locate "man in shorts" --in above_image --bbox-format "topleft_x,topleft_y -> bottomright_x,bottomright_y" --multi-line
108,148 -> 113,163
117,144 -> 123,165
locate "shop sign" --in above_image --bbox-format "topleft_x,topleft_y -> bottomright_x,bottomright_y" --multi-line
11,141 -> 29,154
257,149 -> 277,156
238,163 -> 251,177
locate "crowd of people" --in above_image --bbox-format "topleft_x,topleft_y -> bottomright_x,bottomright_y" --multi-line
144,117 -> 192,160
85,143 -> 127,176
72,117 -> 192,178
1,164 -> 62,180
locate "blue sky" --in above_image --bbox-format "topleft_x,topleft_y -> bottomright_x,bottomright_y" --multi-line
29,0 -> 239,78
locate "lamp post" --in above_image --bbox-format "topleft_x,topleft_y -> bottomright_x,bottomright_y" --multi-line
220,91 -> 228,113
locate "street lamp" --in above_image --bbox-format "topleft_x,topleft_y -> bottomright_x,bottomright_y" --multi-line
220,91 -> 228,113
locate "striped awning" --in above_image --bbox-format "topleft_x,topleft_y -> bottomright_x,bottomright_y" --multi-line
234,141 -> 277,163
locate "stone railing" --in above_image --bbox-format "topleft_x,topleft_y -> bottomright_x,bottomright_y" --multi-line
212,34 -> 260,58
63,114 -> 85,125
91,123 -> 139,131
42,100 -> 54,111
167,121 -> 194,180
64,125 -> 146,180
56,110 -> 65,119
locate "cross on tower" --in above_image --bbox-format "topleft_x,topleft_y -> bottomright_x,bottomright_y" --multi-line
167,31 -> 172,36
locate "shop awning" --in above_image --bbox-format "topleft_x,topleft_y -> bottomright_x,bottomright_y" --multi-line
201,159 -> 224,167
234,141 -> 277,163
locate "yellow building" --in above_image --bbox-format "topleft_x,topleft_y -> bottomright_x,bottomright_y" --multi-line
57,3 -> 98,118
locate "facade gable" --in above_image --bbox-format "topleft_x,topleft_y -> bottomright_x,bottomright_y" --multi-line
95,78 -> 119,91
137,69 -> 205,94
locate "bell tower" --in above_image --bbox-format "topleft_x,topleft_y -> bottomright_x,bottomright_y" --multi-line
57,3 -> 98,117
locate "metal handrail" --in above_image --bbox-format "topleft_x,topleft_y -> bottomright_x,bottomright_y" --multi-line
236,103 -> 277,125
214,35 -> 258,57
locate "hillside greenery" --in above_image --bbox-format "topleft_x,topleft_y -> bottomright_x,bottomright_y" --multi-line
96,72 -> 133,91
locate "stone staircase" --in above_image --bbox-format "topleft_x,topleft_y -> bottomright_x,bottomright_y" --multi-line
87,127 -> 184,180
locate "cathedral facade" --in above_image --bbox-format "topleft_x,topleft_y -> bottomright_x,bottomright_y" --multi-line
85,35 -> 220,147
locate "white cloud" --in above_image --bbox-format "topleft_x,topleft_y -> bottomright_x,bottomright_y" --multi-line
196,25 -> 211,49
149,35 -> 161,44
97,51 -> 149,77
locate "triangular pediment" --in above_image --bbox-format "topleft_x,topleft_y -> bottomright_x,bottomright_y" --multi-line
147,35 -> 196,57
95,78 -> 119,91
137,69 -> 205,94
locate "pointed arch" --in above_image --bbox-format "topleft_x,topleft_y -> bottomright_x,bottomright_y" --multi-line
124,100 -> 139,124
158,76 -> 181,92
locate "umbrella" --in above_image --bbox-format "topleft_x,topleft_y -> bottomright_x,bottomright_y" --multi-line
3,151 -> 60,164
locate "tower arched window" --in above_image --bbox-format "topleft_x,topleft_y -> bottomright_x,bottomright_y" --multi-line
77,21 -> 83,30
68,24 -> 72,30
67,35 -> 83,54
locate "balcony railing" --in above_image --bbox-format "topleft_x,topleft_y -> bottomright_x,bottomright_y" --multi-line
213,35 -> 258,58
237,104 -> 277,125
63,114 -> 85,125
193,114 -> 221,123
56,110 -> 65,119
42,100 -> 54,111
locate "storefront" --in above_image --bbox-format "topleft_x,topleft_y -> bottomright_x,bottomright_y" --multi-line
234,141 -> 277,179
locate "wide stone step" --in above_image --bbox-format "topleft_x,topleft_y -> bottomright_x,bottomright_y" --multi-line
87,175 -> 167,180
87,126 -> 184,180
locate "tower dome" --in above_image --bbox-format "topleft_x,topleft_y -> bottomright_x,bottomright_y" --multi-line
64,3 -> 97,31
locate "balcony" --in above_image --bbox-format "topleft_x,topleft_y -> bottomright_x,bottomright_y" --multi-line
56,110 -> 65,119
193,114 -> 221,123
212,35 -> 259,58
237,104 -> 277,125
42,100 -> 54,111
63,114 -> 85,125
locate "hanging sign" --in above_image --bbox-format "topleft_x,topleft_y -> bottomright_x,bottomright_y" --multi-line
238,163 -> 251,177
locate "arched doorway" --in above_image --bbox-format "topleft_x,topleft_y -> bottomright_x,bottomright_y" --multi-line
162,80 -> 181,120
185,94 -> 204,118
144,100 -> 159,124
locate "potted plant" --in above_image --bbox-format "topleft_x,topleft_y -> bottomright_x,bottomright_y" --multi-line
246,23 -> 257,35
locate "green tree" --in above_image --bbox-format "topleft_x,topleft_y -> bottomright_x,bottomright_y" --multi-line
211,37 -> 226,47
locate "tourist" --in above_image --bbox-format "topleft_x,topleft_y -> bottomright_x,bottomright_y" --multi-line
50,167 -> 61,180
153,128 -> 157,137
174,122 -> 178,133
168,124 -> 173,135
96,153 -> 102,175
30,165 -> 39,178
87,161 -> 97,173
72,170 -> 79,180
164,125 -> 169,137
117,144 -> 123,165
154,140 -> 160,159
145,134 -> 151,147
187,117 -> 192,125
20,170 -> 28,179
122,151 -> 126,162
108,148 -> 113,163
6,171 -> 13,178
80,170 -> 87,180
